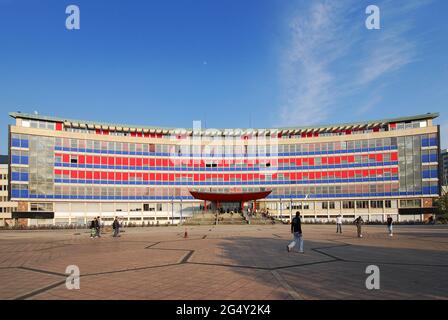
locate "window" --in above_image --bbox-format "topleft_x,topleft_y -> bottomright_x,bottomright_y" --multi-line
322,201 -> 335,209
356,201 -> 369,209
370,200 -> 383,209
298,203 -> 310,210
143,204 -> 155,212
385,200 -> 392,208
400,199 -> 421,208
30,203 -> 53,211
342,201 -> 355,209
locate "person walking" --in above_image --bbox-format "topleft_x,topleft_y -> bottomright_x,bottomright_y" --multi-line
336,214 -> 343,234
354,216 -> 364,238
90,218 -> 97,239
95,216 -> 101,238
287,211 -> 304,253
112,216 -> 121,237
386,215 -> 393,236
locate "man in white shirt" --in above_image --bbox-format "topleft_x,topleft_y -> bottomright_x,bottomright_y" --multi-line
336,214 -> 343,234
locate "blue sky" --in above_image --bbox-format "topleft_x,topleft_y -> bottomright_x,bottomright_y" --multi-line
0,0 -> 447,154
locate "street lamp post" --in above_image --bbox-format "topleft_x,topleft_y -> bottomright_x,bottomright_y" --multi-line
304,194 -> 310,222
171,197 -> 174,225
180,198 -> 183,225
289,198 -> 292,223
280,198 -> 282,220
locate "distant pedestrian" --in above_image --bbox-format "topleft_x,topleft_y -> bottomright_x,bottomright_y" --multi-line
336,214 -> 343,234
386,215 -> 393,236
112,217 -> 121,237
354,216 -> 364,238
287,211 -> 304,253
90,218 -> 97,239
95,216 -> 101,238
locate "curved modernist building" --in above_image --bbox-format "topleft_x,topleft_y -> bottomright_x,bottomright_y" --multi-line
8,112 -> 440,225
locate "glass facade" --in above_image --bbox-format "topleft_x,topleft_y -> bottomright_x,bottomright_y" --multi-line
10,131 -> 439,201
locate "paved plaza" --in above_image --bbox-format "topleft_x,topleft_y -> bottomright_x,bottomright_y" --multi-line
0,223 -> 447,300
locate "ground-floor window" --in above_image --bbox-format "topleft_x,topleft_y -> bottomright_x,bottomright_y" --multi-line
356,201 -> 369,209
400,199 -> 421,208
30,202 -> 53,211
370,200 -> 384,209
322,201 -> 336,209
342,201 -> 355,209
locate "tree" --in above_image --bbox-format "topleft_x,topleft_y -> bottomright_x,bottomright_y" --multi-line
434,188 -> 448,219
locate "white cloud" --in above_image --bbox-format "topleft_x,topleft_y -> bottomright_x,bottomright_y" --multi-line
278,0 -> 431,127
356,94 -> 383,115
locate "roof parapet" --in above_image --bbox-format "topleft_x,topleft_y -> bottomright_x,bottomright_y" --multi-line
9,111 -> 439,135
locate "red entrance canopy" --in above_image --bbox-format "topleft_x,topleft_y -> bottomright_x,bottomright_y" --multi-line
189,190 -> 272,202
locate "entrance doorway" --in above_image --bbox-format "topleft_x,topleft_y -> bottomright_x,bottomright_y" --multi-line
219,202 -> 241,213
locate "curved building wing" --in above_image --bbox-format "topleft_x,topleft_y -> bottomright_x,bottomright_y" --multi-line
7,112 -> 440,225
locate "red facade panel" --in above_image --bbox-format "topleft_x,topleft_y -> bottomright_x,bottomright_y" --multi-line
391,152 -> 398,161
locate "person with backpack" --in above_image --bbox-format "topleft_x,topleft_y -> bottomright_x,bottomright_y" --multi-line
336,214 -> 343,234
386,215 -> 393,236
112,216 -> 121,237
287,211 -> 304,253
354,216 -> 364,238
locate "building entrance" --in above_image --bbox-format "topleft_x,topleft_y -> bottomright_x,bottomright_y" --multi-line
219,202 -> 241,213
